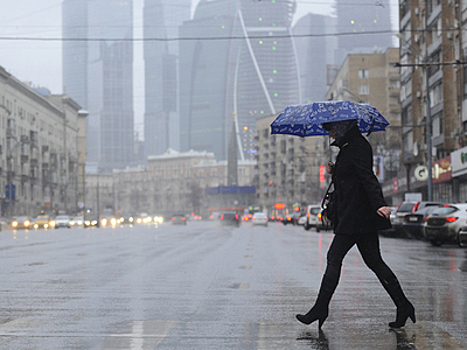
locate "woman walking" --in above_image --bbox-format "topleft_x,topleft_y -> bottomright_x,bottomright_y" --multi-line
296,119 -> 415,329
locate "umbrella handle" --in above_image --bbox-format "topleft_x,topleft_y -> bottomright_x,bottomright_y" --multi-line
367,118 -> 376,136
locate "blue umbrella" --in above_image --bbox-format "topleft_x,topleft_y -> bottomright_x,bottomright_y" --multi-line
270,100 -> 390,137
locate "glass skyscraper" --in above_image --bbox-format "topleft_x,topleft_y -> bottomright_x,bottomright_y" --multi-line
179,0 -> 300,161
143,0 -> 191,157
62,0 -> 134,173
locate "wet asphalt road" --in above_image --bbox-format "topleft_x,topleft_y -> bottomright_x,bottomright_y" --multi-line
0,220 -> 466,349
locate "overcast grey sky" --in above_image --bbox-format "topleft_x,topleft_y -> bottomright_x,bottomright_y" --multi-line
0,0 -> 397,138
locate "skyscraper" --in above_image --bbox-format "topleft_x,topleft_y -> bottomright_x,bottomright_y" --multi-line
143,0 -> 191,157
293,13 -> 336,103
62,0 -> 134,173
179,0 -> 300,161
334,0 -> 393,64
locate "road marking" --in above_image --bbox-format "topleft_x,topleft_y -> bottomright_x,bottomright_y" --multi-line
93,320 -> 178,350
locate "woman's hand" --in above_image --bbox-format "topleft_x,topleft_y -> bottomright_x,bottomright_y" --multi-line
377,206 -> 391,219
326,162 -> 334,175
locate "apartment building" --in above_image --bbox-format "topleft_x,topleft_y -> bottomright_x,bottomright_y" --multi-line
255,114 -> 329,213
325,48 -> 402,191
0,66 -> 86,217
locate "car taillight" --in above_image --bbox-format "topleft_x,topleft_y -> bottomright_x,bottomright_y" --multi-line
220,214 -> 224,220
182,217 -> 186,221
307,212 -> 310,217
265,217 -> 268,221
171,217 -> 175,221
446,217 -> 458,223
235,214 -> 239,220
413,202 -> 420,213
318,213 -> 322,221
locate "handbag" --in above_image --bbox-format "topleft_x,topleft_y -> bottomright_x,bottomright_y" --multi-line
321,181 -> 336,225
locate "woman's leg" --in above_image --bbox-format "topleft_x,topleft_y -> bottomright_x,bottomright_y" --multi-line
296,234 -> 356,327
356,232 -> 415,327
318,234 -> 357,305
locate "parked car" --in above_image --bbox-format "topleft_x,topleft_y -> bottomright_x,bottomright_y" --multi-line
402,206 -> 443,240
171,214 -> 187,225
11,216 -> 33,230
220,212 -> 241,227
392,201 -> 447,237
425,204 -> 467,246
304,205 -> 322,231
458,225 -> 467,247
252,212 -> 268,226
55,215 -> 71,229
34,215 -> 55,229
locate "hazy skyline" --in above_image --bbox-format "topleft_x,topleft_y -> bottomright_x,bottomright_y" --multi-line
0,0 -> 397,139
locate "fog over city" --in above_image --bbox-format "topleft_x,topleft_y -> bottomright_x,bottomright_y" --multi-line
0,0 -> 397,140
0,0 -> 399,218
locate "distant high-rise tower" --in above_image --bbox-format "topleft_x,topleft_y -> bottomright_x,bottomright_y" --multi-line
143,0 -> 191,156
62,0 -> 134,173
179,0 -> 300,161
293,13 -> 336,103
334,0 -> 393,64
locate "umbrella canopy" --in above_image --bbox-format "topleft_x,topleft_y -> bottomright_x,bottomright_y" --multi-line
270,100 -> 390,137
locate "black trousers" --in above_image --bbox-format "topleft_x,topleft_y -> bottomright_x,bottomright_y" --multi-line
315,231 -> 405,308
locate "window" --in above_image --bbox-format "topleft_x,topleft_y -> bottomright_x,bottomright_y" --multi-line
358,69 -> 369,79
429,84 -> 443,107
358,84 -> 370,95
432,114 -> 443,137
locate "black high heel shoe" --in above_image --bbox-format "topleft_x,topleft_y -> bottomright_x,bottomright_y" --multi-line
296,307 -> 329,328
389,302 -> 416,328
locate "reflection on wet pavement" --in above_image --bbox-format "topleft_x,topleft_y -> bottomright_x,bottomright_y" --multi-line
92,320 -> 178,350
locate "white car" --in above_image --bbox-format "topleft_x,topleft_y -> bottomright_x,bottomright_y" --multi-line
304,205 -> 322,231
55,215 -> 71,229
252,212 -> 268,226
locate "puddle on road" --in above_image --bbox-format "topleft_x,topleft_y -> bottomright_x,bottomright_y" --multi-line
231,282 -> 250,289
24,262 -> 46,267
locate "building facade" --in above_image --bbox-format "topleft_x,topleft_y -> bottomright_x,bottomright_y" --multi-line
143,0 -> 191,156
391,0 -> 463,204
0,66 -> 85,217
62,0 -> 134,173
325,48 -> 402,187
255,114 -> 329,213
179,0 -> 300,161
106,149 -> 256,217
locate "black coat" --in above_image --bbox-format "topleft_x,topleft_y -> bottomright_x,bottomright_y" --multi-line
331,125 -> 391,235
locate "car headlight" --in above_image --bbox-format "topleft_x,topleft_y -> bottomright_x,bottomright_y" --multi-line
101,218 -> 107,226
110,218 -> 117,226
129,217 -> 134,223
85,220 -> 90,226
12,221 -> 18,227
24,220 -> 30,227
49,221 -> 56,227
